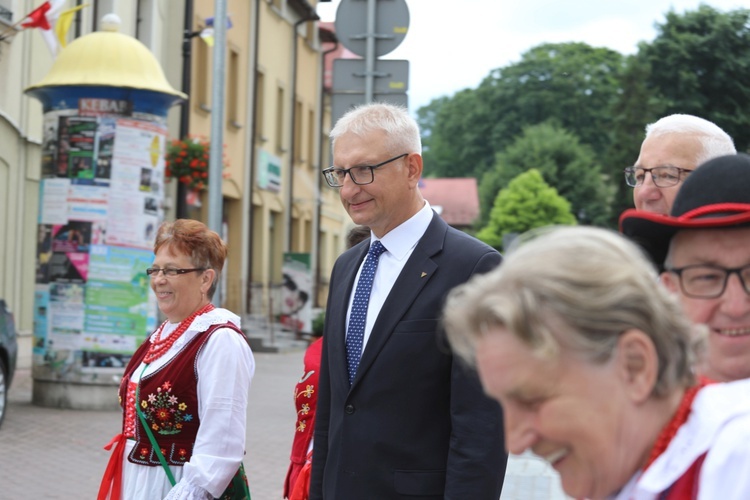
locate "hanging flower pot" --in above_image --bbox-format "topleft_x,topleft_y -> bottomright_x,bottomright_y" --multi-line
164,136 -> 229,192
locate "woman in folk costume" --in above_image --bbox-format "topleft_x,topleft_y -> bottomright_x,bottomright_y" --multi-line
99,219 -> 255,500
443,226 -> 750,500
283,335 -> 322,500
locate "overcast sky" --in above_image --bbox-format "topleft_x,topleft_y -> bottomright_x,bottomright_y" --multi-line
317,0 -> 749,112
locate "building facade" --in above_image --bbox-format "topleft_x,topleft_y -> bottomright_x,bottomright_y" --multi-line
0,0 -> 353,339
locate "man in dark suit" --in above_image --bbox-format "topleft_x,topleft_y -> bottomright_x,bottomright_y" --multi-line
311,103 -> 507,499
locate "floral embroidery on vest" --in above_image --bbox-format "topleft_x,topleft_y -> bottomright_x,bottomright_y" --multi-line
139,381 -> 194,435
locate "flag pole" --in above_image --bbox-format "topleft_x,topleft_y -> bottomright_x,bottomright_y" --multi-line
0,20 -> 28,41
0,1 -> 53,40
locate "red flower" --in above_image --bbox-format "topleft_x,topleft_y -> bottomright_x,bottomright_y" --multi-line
165,136 -> 230,191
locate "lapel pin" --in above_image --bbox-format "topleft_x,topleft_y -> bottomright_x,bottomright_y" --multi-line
420,272 -> 427,278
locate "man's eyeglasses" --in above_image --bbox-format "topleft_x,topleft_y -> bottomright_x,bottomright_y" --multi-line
666,264 -> 750,299
322,153 -> 408,188
146,267 -> 206,278
623,166 -> 693,188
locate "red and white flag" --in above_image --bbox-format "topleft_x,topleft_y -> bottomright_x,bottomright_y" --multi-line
20,0 -> 67,57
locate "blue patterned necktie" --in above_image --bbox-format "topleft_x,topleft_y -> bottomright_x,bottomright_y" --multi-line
346,240 -> 387,384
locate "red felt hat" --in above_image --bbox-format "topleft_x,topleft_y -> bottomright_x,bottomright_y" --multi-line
619,153 -> 750,266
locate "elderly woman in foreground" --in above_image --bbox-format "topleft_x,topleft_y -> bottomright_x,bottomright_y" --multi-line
443,226 -> 750,500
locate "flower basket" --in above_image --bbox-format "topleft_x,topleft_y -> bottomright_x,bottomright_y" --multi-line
164,136 -> 229,192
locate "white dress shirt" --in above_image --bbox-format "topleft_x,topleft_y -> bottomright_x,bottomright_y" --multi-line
346,201 -> 433,350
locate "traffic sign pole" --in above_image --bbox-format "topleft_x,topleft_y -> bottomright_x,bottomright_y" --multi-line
365,0 -> 376,103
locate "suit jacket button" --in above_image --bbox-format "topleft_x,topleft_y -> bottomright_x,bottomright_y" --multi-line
345,404 -> 355,414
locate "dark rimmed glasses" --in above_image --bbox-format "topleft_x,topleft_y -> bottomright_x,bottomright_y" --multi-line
666,264 -> 750,299
322,153 -> 408,188
624,166 -> 693,188
146,267 -> 206,278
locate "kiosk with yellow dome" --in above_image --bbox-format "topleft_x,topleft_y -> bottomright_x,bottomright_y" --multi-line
25,15 -> 185,409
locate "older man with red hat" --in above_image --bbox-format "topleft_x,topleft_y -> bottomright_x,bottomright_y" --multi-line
621,153 -> 750,382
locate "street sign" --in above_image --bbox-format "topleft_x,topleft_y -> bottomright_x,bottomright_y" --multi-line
335,0 -> 410,58
332,59 -> 409,93
331,92 -> 409,127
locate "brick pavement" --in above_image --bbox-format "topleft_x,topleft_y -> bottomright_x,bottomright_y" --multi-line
0,334 -> 568,499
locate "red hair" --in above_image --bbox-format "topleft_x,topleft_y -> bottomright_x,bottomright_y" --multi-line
154,219 -> 227,298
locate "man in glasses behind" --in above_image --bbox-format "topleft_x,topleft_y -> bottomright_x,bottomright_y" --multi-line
621,154 -> 750,382
625,114 -> 735,215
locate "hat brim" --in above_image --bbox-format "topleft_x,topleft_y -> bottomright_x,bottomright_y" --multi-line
619,206 -> 750,267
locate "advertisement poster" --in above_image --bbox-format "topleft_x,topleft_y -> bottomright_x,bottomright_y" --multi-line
48,282 -> 85,350
84,244 -> 153,355
33,287 -> 49,354
95,118 -> 115,185
48,221 -> 91,283
39,178 -> 70,225
280,252 -> 313,334
106,118 -> 165,249
57,116 -> 98,181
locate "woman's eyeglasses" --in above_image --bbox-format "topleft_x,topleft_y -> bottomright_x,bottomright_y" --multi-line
146,267 -> 206,277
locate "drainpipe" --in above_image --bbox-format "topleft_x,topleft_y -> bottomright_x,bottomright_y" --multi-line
313,28 -> 338,307
177,0 -> 198,219
286,9 -> 320,252
245,0 -> 261,314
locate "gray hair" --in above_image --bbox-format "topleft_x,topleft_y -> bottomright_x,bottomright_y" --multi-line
443,226 -> 697,398
645,114 -> 736,165
330,102 -> 422,155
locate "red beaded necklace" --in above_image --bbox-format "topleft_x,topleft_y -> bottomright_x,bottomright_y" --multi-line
642,378 -> 712,471
144,303 -> 215,364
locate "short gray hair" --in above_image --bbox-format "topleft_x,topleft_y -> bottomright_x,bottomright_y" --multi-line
330,102 -> 422,155
645,114 -> 736,165
443,226 -> 696,398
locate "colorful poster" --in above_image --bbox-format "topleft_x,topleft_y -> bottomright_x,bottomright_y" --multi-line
36,225 -> 53,284
83,244 -> 154,354
32,286 -> 50,354
95,120 -> 115,184
280,253 -> 313,334
58,116 -> 98,182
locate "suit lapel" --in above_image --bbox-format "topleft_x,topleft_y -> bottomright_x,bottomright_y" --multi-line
350,214 -> 447,389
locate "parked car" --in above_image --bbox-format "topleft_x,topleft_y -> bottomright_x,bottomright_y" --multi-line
0,300 -> 18,429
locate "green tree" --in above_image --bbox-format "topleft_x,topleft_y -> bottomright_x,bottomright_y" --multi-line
421,42 -> 625,179
478,121 -> 612,228
415,95 -> 448,173
639,5 -> 750,152
477,169 -> 576,250
605,56 -> 666,223
419,89 -> 495,178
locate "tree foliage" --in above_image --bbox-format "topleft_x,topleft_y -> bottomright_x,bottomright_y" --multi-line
419,5 -> 750,227
422,42 -> 624,179
478,121 -> 612,228
604,56 -> 666,221
477,169 -> 576,250
639,5 -> 750,152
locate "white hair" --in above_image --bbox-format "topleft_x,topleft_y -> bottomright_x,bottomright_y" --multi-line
330,102 -> 422,155
645,114 -> 736,165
